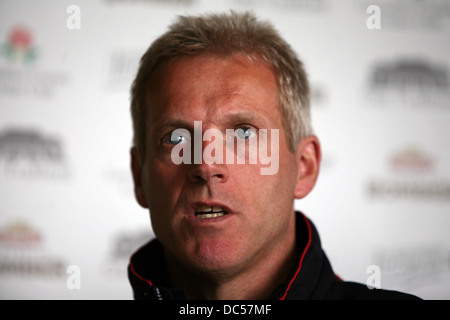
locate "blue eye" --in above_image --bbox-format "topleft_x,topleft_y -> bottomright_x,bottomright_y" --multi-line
170,135 -> 184,145
162,129 -> 190,146
236,127 -> 257,140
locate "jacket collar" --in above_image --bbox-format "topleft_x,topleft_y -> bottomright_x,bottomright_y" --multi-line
128,212 -> 337,300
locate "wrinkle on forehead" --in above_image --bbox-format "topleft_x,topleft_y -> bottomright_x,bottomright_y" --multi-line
145,53 -> 280,126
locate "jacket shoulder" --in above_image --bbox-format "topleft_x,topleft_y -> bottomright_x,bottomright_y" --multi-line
325,281 -> 421,300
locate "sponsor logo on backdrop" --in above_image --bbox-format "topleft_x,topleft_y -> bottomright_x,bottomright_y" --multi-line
104,50 -> 141,92
389,148 -> 434,172
0,26 -> 38,64
0,221 -> 67,279
101,229 -> 154,278
0,26 -> 69,98
0,222 -> 41,247
366,147 -> 450,201
372,245 -> 450,290
0,128 -> 70,180
103,166 -> 135,197
366,58 -> 450,107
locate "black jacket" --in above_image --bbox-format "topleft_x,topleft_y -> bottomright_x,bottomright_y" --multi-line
128,212 -> 419,300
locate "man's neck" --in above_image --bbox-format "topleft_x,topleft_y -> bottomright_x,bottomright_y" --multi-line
165,215 -> 298,300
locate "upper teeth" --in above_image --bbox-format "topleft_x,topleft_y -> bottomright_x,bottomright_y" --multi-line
196,205 -> 224,213
196,206 -> 226,219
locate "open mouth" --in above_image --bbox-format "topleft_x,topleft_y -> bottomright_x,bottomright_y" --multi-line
195,205 -> 228,219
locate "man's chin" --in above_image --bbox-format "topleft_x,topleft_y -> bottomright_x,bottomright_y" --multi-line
180,239 -> 245,276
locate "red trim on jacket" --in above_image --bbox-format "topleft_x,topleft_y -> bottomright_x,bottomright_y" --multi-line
279,213 -> 312,300
129,255 -> 153,286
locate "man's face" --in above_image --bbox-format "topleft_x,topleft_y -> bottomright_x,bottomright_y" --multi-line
133,54 -> 304,275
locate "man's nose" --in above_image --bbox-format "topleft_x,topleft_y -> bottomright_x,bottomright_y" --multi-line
188,161 -> 230,184
187,137 -> 230,184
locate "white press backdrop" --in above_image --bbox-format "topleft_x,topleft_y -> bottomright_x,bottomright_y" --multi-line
0,0 -> 449,299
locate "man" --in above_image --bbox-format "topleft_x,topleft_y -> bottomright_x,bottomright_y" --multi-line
128,11 -> 418,300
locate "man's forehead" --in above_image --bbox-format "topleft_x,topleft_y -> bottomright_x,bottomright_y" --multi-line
145,53 -> 280,122
147,53 -> 277,93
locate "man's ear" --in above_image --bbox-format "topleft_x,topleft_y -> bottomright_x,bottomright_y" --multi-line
293,136 -> 321,199
130,147 -> 149,208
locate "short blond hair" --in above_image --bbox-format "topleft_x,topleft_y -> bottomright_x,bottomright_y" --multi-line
131,11 -> 312,158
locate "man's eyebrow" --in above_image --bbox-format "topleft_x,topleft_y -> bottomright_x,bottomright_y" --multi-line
153,111 -> 268,133
222,111 -> 267,127
154,119 -> 194,132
